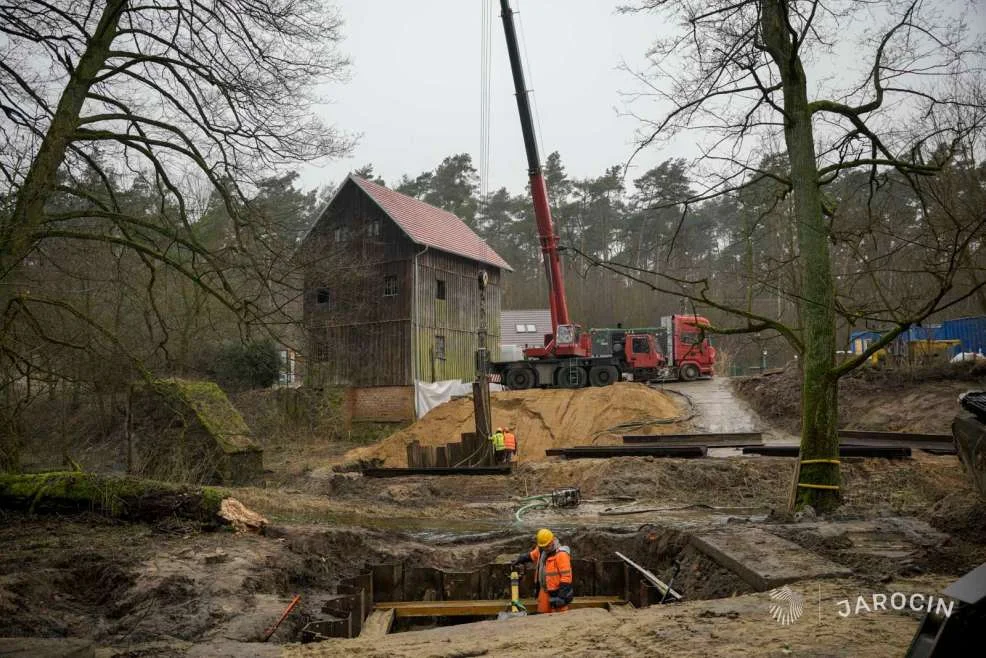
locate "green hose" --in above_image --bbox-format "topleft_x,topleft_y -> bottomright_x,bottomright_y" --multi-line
514,494 -> 553,523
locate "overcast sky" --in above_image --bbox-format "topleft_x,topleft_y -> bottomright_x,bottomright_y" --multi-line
301,1 -> 985,196
301,0 -> 668,194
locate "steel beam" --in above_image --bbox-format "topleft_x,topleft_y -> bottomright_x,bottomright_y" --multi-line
838,429 -> 951,442
623,432 -> 762,446
837,430 -> 955,454
742,445 -> 911,458
545,445 -> 706,459
374,596 -> 623,617
362,466 -> 512,477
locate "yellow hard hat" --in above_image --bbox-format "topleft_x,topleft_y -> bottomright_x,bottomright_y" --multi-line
536,528 -> 554,548
496,427 -> 503,432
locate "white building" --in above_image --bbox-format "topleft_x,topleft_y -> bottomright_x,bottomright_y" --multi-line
499,309 -> 552,360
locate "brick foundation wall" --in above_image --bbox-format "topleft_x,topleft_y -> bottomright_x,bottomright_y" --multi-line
350,386 -> 415,422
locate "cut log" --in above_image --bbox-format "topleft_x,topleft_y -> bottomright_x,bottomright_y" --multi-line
0,471 -> 263,529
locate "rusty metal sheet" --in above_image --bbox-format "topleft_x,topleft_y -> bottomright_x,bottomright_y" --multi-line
404,566 -> 443,601
371,563 -> 404,602
596,560 -> 627,598
442,571 -> 482,601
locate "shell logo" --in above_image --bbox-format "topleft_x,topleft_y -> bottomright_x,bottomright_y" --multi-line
769,585 -> 805,625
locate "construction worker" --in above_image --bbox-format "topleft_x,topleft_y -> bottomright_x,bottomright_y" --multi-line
502,426 -> 517,463
511,528 -> 573,613
490,427 -> 506,463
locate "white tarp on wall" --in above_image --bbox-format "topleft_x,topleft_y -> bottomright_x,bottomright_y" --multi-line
414,379 -> 504,419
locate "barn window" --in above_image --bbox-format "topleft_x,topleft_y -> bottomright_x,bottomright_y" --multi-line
515,324 -> 526,333
435,335 -> 446,360
369,219 -> 381,237
316,288 -> 330,305
436,279 -> 446,300
526,324 -> 536,333
384,275 -> 398,297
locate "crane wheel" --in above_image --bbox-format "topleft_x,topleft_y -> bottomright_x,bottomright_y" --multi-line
504,367 -> 536,390
588,366 -> 618,387
556,366 -> 588,389
680,364 -> 700,381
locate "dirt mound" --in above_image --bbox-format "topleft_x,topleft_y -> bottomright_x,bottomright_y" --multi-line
733,364 -> 986,435
344,383 -> 683,466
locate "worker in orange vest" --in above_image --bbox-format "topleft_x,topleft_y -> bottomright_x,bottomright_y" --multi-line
502,427 -> 517,463
511,528 -> 573,613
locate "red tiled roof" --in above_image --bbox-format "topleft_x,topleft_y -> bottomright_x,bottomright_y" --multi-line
350,175 -> 512,271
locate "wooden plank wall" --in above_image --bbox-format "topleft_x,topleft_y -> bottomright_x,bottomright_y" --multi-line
414,250 -> 502,382
303,180 -> 416,386
307,321 -> 411,386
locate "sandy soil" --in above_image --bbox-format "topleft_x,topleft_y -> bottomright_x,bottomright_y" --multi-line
343,383 -> 683,467
287,576 -> 951,658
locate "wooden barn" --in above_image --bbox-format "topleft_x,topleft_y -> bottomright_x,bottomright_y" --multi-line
300,174 -> 511,421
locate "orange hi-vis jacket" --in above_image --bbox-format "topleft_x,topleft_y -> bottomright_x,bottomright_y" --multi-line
503,431 -> 517,451
528,545 -> 573,613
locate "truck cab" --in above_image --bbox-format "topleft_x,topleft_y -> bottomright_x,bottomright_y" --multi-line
589,314 -> 716,382
666,315 -> 716,380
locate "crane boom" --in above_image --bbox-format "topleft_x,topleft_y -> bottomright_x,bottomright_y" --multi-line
499,0 -> 570,336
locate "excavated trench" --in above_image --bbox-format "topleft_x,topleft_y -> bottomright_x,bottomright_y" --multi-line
0,518 -> 760,648
294,524 -> 754,643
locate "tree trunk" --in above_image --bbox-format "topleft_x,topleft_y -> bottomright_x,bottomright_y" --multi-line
0,472 -> 226,526
2,0 -> 127,269
761,0 -> 840,512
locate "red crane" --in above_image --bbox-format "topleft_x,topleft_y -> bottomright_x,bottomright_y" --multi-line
498,0 -> 589,360
491,1 -> 714,389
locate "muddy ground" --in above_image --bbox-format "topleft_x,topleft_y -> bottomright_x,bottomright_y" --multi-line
2,378 -> 986,657
733,362 -> 986,435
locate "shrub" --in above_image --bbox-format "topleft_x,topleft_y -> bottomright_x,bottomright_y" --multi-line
213,340 -> 280,391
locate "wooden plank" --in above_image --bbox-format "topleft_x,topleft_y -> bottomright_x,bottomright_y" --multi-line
374,596 -> 623,618
359,609 -> 395,638
435,446 -> 448,468
623,432 -> 763,445
690,528 -> 851,592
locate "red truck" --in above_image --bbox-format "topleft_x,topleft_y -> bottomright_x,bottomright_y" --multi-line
589,315 -> 717,382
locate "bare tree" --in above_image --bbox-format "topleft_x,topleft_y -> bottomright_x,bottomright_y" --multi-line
0,1 -> 352,470
606,0 -> 986,511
